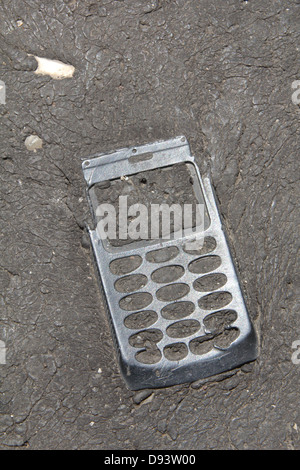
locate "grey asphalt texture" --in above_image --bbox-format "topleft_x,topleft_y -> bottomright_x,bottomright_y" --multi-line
0,0 -> 299,450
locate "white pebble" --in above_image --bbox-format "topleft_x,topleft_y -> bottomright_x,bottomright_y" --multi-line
25,135 -> 43,152
33,56 -> 75,79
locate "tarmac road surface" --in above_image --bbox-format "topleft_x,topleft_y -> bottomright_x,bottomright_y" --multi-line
0,0 -> 299,450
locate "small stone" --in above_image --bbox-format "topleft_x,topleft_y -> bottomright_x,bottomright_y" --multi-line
25,135 -> 43,152
241,362 -> 254,373
133,389 -> 152,405
33,56 -> 75,79
81,232 -> 90,249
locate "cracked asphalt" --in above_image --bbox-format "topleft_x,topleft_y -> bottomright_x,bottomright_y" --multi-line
0,0 -> 299,450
